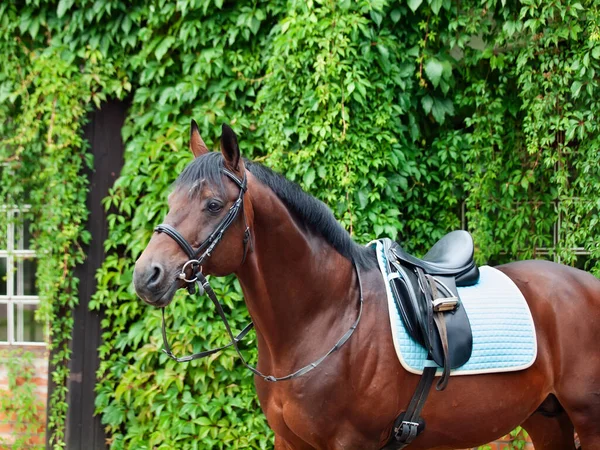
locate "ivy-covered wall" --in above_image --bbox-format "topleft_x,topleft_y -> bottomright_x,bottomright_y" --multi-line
1,0 -> 599,449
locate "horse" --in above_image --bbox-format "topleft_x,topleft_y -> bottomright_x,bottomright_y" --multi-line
133,121 -> 600,450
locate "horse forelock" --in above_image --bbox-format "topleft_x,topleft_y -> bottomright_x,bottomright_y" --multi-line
175,152 -> 227,198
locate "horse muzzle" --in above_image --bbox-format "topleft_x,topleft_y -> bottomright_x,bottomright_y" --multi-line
133,260 -> 181,307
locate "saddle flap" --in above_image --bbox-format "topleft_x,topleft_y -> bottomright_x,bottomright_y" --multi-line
389,266 -> 426,348
428,276 -> 473,369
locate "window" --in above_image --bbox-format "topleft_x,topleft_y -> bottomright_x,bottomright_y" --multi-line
0,208 -> 45,345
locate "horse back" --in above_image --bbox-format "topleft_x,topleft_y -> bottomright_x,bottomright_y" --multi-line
497,259 -> 600,298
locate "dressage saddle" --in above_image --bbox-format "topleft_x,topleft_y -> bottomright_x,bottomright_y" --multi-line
382,230 -> 479,386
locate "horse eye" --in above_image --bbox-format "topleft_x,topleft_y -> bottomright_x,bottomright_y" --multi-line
207,200 -> 223,213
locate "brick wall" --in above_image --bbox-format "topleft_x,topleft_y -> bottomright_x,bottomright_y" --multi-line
0,348 -> 48,449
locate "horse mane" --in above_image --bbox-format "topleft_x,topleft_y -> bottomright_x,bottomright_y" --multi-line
175,152 -> 377,270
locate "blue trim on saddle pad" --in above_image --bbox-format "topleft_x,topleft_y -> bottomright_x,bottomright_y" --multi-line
371,240 -> 537,376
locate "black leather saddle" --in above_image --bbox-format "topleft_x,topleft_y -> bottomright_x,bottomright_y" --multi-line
382,231 -> 479,389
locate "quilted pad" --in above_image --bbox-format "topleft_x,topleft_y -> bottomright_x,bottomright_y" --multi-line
371,240 -> 537,376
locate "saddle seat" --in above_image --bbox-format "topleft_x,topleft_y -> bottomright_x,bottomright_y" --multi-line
391,230 -> 479,286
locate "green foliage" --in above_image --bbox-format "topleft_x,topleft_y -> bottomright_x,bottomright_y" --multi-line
0,13 -> 109,445
0,350 -> 46,449
458,1 -> 600,269
475,427 -> 530,449
1,0 -> 599,449
509,427 -> 530,449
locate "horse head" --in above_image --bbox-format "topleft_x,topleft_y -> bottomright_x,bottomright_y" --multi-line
133,121 -> 253,307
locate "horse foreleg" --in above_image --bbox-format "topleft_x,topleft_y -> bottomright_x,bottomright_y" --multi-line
521,409 -> 575,450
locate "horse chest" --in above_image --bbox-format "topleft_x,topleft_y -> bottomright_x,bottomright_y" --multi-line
257,380 -> 342,444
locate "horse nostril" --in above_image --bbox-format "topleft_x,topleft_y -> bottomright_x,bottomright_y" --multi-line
148,264 -> 164,287
150,266 -> 160,283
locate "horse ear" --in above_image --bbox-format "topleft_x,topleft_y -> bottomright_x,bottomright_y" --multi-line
220,123 -> 243,172
190,119 -> 209,158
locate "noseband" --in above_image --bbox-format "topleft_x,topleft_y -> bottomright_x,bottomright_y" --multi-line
154,166 -> 365,383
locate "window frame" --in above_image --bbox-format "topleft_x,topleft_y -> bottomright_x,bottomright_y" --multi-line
0,205 -> 46,347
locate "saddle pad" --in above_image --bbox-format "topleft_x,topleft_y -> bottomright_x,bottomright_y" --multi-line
371,240 -> 537,376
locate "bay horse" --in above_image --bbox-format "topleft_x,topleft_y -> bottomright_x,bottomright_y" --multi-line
133,122 -> 600,449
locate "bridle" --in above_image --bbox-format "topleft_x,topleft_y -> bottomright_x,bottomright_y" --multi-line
155,168 -> 252,284
154,165 -> 365,383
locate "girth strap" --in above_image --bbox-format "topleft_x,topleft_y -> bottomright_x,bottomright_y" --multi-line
382,365 -> 436,449
422,270 -> 451,391
432,312 -> 450,390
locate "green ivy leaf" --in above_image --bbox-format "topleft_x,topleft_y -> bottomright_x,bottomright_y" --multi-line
303,168 -> 316,188
421,95 -> 433,114
155,37 -> 175,61
408,0 -> 423,12
571,80 -> 583,98
370,10 -> 382,27
357,189 -> 368,209
429,0 -> 443,14
377,44 -> 389,59
57,0 -> 74,18
424,59 -> 444,87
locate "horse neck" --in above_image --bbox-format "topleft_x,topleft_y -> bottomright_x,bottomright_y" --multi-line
235,179 -> 357,362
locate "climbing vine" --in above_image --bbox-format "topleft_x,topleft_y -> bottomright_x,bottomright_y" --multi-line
0,350 -> 46,449
0,4 -> 126,447
1,0 -> 599,449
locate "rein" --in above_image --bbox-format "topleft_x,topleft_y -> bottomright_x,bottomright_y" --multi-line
155,167 -> 365,382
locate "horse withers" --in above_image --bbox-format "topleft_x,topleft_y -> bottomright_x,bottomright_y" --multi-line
133,121 -> 600,450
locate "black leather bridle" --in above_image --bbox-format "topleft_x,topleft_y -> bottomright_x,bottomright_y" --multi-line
155,166 -> 364,383
155,168 -> 252,280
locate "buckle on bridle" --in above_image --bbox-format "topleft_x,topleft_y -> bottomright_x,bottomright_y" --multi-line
178,259 -> 201,283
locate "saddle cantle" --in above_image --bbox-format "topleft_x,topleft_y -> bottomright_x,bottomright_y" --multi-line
381,231 -> 479,389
